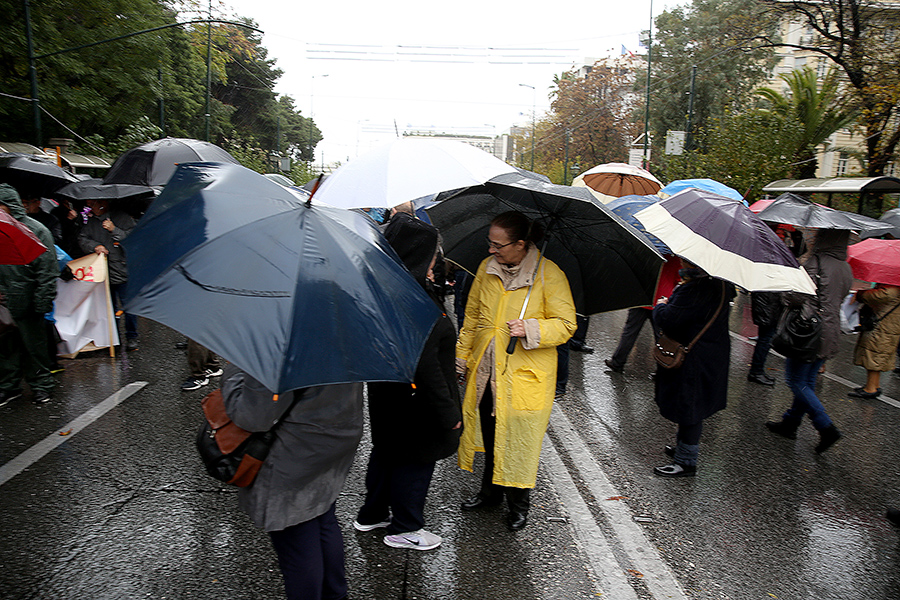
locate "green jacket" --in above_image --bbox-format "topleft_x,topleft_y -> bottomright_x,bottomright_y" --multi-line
0,184 -> 58,317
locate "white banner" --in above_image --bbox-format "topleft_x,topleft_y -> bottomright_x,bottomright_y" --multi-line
54,254 -> 118,357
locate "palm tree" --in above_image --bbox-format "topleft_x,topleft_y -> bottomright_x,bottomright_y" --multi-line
756,66 -> 859,179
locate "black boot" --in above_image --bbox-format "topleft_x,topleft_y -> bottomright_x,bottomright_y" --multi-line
815,425 -> 842,454
765,417 -> 801,440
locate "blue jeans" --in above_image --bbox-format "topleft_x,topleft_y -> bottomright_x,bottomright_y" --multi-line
749,323 -> 776,375
783,357 -> 832,430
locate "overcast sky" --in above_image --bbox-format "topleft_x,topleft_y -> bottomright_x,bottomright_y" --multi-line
220,0 -> 684,166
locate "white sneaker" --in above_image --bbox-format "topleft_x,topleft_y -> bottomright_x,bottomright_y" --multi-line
205,367 -> 224,378
353,519 -> 391,532
383,529 -> 442,550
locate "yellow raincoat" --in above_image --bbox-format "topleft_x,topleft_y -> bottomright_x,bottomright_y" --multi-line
456,246 -> 576,488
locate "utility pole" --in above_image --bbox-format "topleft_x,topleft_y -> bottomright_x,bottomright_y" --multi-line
204,0 -> 213,142
642,0 -> 654,169
23,0 -> 41,146
563,129 -> 570,185
685,65 -> 697,151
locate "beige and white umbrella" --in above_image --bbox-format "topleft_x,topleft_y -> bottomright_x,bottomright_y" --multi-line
572,162 -> 662,204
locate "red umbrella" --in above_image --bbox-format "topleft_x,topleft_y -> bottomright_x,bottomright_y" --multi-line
0,211 -> 47,265
847,238 -> 900,286
748,199 -> 774,214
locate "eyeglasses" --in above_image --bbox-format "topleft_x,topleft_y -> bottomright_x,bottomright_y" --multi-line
487,238 -> 516,250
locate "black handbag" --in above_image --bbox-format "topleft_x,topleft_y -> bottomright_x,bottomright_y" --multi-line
196,388 -> 297,487
654,281 -> 726,369
855,300 -> 900,333
772,307 -> 822,362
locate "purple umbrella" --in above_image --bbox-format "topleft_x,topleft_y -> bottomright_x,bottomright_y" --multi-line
633,189 -> 816,294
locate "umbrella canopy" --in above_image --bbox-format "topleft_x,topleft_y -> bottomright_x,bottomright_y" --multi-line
425,173 -> 664,315
122,162 -> 440,394
847,239 -> 900,286
0,153 -> 79,198
103,138 -> 239,188
604,194 -> 670,254
634,189 -> 816,294
860,207 -> 900,240
758,192 -> 894,234
748,199 -> 775,214
659,178 -> 746,205
313,138 -> 517,209
572,162 -> 662,203
0,211 -> 47,265
53,178 -> 156,217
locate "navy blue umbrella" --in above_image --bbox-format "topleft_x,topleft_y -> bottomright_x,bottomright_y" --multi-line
605,194 -> 670,254
123,162 -> 440,393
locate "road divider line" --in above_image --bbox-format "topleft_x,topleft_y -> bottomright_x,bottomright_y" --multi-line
541,433 -> 639,600
0,382 -> 148,487
548,408 -> 690,600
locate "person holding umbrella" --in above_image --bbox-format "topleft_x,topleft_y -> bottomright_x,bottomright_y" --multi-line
0,184 -> 58,405
456,211 -> 576,531
766,229 -> 851,453
221,365 -> 364,600
848,284 -> 900,399
354,213 -> 461,551
652,260 -> 735,477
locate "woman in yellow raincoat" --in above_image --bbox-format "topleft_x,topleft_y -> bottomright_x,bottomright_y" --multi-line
456,211 -> 576,531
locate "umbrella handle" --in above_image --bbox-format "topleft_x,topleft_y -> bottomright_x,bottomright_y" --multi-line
506,337 -> 518,354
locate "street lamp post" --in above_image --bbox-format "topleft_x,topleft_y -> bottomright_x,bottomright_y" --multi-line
309,74 -> 328,165
518,83 -> 536,171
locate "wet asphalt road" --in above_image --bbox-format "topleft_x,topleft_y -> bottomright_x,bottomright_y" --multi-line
1,293 -> 900,600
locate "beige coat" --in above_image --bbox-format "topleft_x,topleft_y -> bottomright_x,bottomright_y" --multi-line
854,286 -> 900,372
456,247 -> 576,488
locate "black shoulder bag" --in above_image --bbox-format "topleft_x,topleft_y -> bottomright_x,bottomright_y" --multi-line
772,256 -> 823,362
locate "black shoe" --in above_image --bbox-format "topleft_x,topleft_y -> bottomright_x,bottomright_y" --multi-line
124,338 -> 139,352
848,387 -> 881,399
507,511 -> 528,531
570,343 -> 594,354
887,508 -> 900,527
765,419 -> 799,440
174,341 -> 188,350
664,445 -> 676,458
0,389 -> 23,407
32,392 -> 52,405
815,425 -> 842,454
747,372 -> 776,386
604,359 -> 624,373
461,494 -> 502,511
653,463 -> 696,478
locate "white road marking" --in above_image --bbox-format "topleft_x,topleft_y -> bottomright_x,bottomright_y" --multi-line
0,382 -> 148,486
547,407 -> 690,600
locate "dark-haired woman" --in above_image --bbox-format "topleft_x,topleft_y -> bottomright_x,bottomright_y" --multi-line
456,211 -> 576,531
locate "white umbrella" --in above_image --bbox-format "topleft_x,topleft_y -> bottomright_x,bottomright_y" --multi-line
312,138 -> 517,209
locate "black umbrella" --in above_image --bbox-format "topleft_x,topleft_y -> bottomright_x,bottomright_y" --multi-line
103,138 -> 239,187
758,192 -> 894,234
425,172 -> 664,315
53,178 -> 156,217
0,153 -> 79,198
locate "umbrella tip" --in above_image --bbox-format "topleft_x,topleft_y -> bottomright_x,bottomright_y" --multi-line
307,173 -> 325,207
272,394 -> 279,402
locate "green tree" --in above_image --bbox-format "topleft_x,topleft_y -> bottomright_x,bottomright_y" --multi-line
641,0 -> 777,156
661,108 -> 802,201
754,0 -> 900,178
755,66 -> 859,178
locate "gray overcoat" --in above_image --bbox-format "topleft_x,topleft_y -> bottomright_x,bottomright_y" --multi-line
221,363 -> 363,532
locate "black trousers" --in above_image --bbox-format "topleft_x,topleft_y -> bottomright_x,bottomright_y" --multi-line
269,503 -> 347,600
478,388 -> 530,514
357,446 -> 435,534
609,307 -> 652,369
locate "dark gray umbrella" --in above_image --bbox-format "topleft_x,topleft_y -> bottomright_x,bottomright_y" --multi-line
758,192 -> 894,234
860,207 -> 900,240
0,153 -> 79,197
103,138 -> 239,187
425,172 -> 664,315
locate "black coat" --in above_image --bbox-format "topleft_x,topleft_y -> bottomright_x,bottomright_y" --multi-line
367,294 -> 461,464
653,276 -> 734,425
